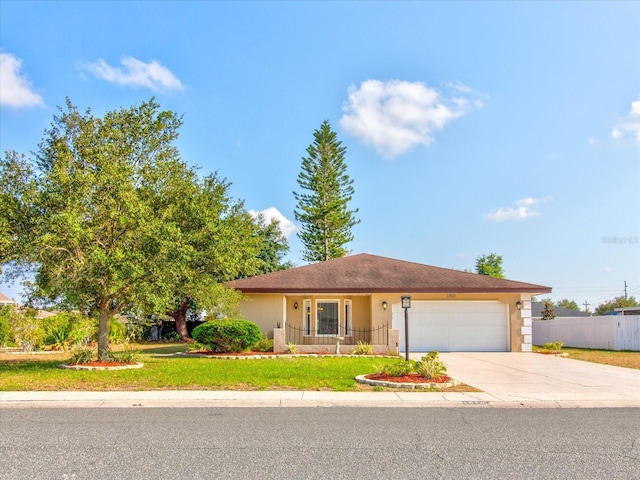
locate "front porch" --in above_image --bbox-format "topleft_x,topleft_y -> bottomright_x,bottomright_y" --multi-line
273,324 -> 399,354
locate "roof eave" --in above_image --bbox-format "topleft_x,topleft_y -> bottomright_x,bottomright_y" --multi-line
234,287 -> 552,295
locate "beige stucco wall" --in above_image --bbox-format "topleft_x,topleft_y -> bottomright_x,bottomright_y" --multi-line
237,294 -> 283,338
239,292 -> 529,351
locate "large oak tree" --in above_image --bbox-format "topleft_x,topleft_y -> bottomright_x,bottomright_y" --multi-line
1,99 -> 285,357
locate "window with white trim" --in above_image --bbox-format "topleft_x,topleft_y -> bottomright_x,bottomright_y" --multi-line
344,300 -> 352,336
303,299 -> 311,336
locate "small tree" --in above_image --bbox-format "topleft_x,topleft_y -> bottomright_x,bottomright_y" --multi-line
294,120 -> 359,262
541,300 -> 556,320
475,253 -> 505,278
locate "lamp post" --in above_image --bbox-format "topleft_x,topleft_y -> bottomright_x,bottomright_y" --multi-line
401,295 -> 411,361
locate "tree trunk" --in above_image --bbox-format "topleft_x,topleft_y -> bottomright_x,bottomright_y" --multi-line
168,299 -> 190,341
98,303 -> 110,361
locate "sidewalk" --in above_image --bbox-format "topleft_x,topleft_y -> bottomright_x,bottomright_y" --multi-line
2,388 -> 640,409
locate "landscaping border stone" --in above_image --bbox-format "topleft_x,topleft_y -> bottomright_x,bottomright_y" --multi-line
355,374 -> 461,390
176,352 -> 398,360
59,362 -> 144,371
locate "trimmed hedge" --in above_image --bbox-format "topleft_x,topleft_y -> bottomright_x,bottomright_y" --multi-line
192,318 -> 262,353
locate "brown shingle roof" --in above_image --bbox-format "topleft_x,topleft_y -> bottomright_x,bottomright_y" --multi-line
228,253 -> 552,294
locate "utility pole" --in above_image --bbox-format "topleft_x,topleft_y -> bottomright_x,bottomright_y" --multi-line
583,300 -> 590,313
624,281 -> 628,300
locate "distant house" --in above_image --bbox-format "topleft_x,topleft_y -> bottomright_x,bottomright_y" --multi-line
614,307 -> 640,316
531,302 -> 590,320
0,292 -> 15,307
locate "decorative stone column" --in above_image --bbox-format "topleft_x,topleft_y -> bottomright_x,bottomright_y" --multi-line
273,328 -> 286,353
520,299 -> 533,352
388,329 -> 399,355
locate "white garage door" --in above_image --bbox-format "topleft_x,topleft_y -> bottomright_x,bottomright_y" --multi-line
392,301 -> 509,352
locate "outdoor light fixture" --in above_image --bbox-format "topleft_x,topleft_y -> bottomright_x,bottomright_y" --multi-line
382,301 -> 388,310
516,300 -> 522,310
401,296 -> 411,361
401,296 -> 411,309
294,302 -> 298,310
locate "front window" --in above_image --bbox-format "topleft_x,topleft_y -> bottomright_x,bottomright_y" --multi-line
303,300 -> 311,336
344,300 -> 352,336
317,300 -> 339,335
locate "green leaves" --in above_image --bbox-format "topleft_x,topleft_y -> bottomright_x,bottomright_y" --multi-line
1,97 -> 292,355
475,253 -> 505,278
294,120 -> 359,262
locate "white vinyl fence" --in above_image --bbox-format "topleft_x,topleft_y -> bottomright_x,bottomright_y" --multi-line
533,315 -> 640,351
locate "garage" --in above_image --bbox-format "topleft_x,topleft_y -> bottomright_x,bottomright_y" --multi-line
393,301 -> 510,352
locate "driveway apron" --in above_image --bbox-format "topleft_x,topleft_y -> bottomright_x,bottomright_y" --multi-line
416,352 -> 640,403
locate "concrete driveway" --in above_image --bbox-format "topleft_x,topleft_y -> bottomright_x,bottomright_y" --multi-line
412,352 -> 640,405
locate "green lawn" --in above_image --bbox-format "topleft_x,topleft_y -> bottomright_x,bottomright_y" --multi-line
562,347 -> 640,370
0,344 -> 408,392
533,346 -> 640,370
9,343 -> 635,392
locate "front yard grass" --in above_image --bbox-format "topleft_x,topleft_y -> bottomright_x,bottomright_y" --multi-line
561,347 -> 640,370
534,345 -> 640,369
0,344 -> 476,392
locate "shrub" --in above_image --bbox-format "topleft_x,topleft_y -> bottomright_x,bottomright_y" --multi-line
42,317 -> 72,350
543,341 -> 563,351
109,318 -> 127,344
351,341 -> 373,355
8,310 -> 44,352
69,346 -> 95,365
415,351 -> 447,379
375,359 -> 416,377
191,318 -> 262,353
286,342 -> 298,354
162,331 -> 181,342
0,309 -> 10,346
42,313 -> 94,351
108,344 -> 140,364
253,336 -> 274,352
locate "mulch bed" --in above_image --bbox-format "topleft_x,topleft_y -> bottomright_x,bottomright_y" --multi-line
365,373 -> 452,384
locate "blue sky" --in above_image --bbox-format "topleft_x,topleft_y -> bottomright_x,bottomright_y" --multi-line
1,1 -> 639,310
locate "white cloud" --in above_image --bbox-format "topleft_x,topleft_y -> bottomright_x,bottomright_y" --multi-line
249,207 -> 299,238
611,99 -> 640,143
83,55 -> 183,92
340,79 -> 480,158
485,196 -> 552,223
0,52 -> 43,108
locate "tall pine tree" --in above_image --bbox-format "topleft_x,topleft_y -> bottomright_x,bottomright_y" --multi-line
294,120 -> 359,262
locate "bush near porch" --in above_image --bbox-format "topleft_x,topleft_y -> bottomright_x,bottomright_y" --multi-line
191,319 -> 263,353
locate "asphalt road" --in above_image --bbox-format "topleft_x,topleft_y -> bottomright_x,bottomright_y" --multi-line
1,407 -> 639,480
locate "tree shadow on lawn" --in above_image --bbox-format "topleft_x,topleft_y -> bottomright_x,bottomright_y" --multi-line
135,344 -> 190,355
0,359 -> 64,371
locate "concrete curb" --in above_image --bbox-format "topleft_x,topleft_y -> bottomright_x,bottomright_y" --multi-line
2,390 -> 640,409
